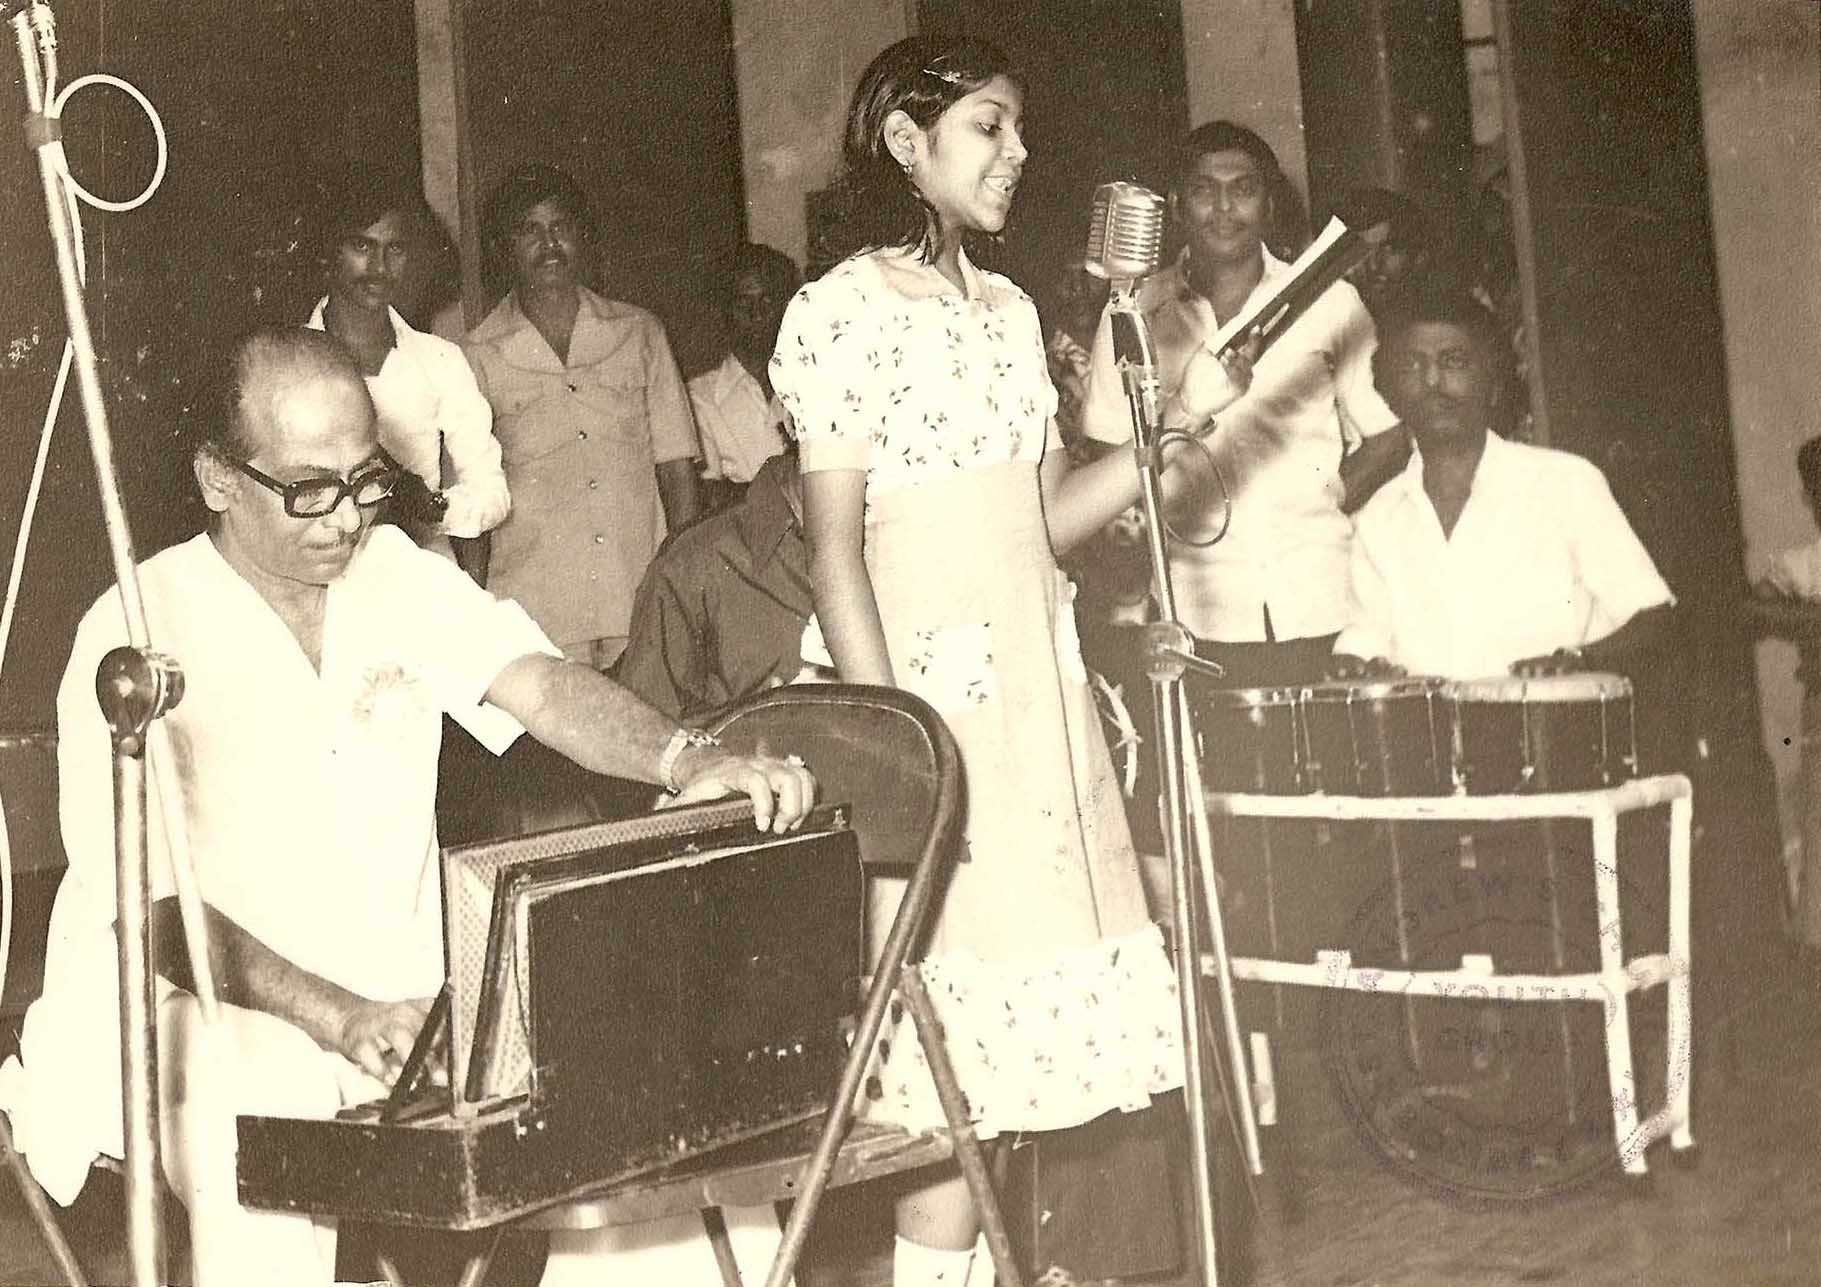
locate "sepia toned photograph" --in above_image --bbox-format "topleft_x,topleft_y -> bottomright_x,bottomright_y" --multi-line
0,1 -> 1815,1283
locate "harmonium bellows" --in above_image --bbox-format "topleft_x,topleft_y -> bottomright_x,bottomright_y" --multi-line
236,799 -> 864,1230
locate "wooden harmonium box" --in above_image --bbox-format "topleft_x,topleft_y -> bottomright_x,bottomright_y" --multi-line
238,798 -> 863,1230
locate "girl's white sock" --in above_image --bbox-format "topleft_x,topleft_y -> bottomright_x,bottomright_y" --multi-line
893,1234 -> 977,1286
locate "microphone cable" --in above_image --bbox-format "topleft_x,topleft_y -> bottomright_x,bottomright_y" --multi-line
1,0 -> 168,1035
1152,425 -> 1232,550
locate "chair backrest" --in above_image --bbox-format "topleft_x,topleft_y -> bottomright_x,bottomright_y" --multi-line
710,684 -> 962,873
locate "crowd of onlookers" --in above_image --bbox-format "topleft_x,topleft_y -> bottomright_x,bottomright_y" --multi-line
282,130 -> 1646,851
283,144 -> 1544,750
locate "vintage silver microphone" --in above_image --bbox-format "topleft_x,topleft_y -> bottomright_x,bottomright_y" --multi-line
1082,178 -> 1261,1287
1084,181 -> 1167,436
1084,179 -> 1166,285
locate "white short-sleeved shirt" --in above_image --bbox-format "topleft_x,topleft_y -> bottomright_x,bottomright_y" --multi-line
1081,249 -> 1399,642
770,247 -> 1060,497
688,353 -> 791,484
305,300 -> 510,538
1333,432 -> 1674,677
0,527 -> 557,1200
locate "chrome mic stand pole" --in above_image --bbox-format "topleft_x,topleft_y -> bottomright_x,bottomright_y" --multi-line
1109,288 -> 1262,1287
12,9 -> 190,1284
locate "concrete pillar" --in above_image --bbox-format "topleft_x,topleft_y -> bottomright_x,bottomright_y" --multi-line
1177,0 -> 1309,202
415,0 -> 483,335
1689,0 -> 1821,846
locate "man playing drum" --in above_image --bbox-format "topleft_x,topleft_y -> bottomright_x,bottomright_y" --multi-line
1323,284 -> 1677,1131
1331,284 -> 1672,681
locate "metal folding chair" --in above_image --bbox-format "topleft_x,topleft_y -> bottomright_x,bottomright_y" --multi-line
436,684 -> 1022,1287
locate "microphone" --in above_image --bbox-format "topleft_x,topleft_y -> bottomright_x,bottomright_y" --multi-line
1085,182 -> 1166,437
1083,181 -> 1166,287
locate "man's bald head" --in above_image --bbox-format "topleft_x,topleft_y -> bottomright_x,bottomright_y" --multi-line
198,327 -> 374,462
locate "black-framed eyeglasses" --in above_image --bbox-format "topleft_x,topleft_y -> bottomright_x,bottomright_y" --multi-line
226,450 -> 403,518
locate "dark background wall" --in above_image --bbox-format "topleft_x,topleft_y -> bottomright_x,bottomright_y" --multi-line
0,0 -> 748,726
1293,0 -> 1476,220
1499,0 -> 1781,916
456,0 -> 745,379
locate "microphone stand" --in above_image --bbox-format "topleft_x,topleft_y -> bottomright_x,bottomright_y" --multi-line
1108,285 -> 1262,1287
13,8 -> 215,1284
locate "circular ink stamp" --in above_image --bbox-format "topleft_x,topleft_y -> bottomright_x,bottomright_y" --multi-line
1317,824 -> 1691,1204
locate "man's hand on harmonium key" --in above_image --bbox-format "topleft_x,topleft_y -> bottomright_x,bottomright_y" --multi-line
337,995 -> 446,1090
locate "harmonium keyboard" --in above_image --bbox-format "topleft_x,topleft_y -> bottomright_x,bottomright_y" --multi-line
237,799 -> 864,1230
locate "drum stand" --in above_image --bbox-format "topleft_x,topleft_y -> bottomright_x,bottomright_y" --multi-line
13,9 -> 217,1285
1110,293 -> 1262,1287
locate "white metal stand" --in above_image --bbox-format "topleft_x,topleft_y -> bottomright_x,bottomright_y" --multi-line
1204,774 -> 1695,1174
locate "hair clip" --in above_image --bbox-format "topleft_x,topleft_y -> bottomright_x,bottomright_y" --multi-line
921,63 -> 966,86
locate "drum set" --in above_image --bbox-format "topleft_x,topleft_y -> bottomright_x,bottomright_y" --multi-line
1188,670 -> 1695,1190
1196,671 -> 1640,799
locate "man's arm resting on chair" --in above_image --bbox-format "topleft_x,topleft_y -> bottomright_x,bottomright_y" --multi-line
150,899 -> 435,1088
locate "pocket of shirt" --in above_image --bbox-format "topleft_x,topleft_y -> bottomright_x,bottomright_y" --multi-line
496,361 -> 648,467
570,357 -> 650,438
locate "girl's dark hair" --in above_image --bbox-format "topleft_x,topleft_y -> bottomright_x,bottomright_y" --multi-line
831,35 -> 1019,263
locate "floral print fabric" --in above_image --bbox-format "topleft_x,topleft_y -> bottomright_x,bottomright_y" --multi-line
771,250 -> 1060,497
770,249 -> 1184,1136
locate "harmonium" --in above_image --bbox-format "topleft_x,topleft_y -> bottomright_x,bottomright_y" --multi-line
237,798 -> 864,1230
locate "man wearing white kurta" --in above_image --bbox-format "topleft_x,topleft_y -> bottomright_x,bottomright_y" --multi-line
689,351 -> 791,487
0,328 -> 813,1286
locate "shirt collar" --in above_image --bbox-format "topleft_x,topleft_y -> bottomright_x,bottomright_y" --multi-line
1400,428 -> 1511,510
733,454 -> 803,572
1164,244 -> 1289,304
1156,245 -> 1290,351
701,352 -> 762,402
305,297 -> 412,343
474,286 -> 621,370
873,243 -> 989,301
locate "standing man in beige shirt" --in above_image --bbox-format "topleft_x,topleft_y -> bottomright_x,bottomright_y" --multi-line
464,163 -> 702,669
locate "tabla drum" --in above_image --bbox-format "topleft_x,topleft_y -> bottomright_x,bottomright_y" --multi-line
1195,686 -> 1304,793
1298,678 -> 1454,796
1447,672 -> 1639,794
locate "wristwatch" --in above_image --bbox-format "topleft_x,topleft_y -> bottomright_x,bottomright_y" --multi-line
658,727 -> 721,794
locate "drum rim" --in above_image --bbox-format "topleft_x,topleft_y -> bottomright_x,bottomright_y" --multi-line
1300,677 -> 1449,700
1199,685 -> 1302,707
1446,672 -> 1633,702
